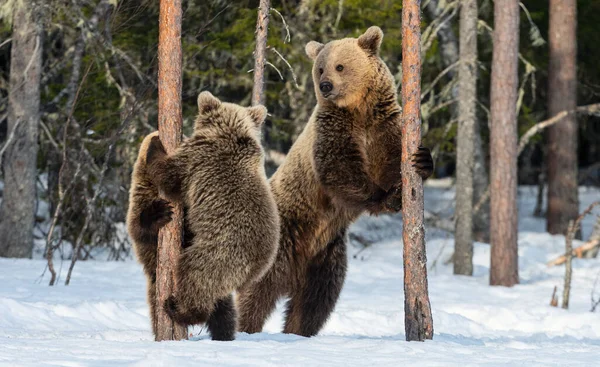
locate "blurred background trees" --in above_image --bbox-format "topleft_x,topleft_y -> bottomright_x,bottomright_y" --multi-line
0,0 -> 598,265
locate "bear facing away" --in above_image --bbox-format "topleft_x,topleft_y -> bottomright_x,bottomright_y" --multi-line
237,26 -> 433,337
128,92 -> 280,340
146,92 -> 280,340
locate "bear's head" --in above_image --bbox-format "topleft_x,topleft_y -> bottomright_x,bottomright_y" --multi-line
306,26 -> 385,108
193,91 -> 267,146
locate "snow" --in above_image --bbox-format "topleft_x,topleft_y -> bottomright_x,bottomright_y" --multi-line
1,183 -> 600,366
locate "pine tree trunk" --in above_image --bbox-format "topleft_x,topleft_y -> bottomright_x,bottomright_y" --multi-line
155,0 -> 187,342
251,0 -> 270,107
489,0 -> 519,287
454,0 -> 478,276
401,0 -> 434,341
546,0 -> 578,236
0,1 -> 43,258
425,0 -> 490,242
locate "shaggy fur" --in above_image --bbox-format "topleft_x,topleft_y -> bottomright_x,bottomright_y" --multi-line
237,26 -> 433,337
145,92 -> 280,338
126,131 -> 173,337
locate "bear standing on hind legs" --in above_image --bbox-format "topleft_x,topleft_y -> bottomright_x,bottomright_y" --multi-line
144,92 -> 280,340
127,92 -> 280,341
237,26 -> 433,337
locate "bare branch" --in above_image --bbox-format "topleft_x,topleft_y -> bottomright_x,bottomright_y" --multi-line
270,47 -> 299,89
474,104 -> 600,214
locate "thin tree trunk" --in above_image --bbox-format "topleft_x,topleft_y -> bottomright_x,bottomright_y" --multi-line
0,1 -> 43,258
155,0 -> 187,342
472,120 -> 490,243
251,0 -> 270,107
426,0 -> 490,243
454,0 -> 478,276
402,0 -> 434,341
546,0 -> 578,237
489,0 -> 519,287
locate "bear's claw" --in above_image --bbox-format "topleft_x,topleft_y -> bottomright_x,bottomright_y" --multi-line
411,146 -> 433,179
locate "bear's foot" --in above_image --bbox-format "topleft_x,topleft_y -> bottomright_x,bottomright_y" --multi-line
164,296 -> 210,326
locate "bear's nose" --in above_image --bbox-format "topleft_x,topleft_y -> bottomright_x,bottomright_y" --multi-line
319,82 -> 333,94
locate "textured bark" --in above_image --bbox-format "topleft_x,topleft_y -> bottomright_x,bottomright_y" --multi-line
156,0 -> 187,341
0,1 -> 43,258
472,120 -> 490,243
489,0 -> 519,287
546,0 -> 578,236
454,0 -> 478,276
401,0 -> 434,341
251,0 -> 270,107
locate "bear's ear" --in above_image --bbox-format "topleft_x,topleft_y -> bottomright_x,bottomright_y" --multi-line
197,91 -> 221,114
358,26 -> 383,55
305,41 -> 324,60
247,105 -> 268,128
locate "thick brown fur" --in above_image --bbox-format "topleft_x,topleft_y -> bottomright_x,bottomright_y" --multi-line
237,26 -> 433,337
126,131 -> 173,337
145,92 -> 280,339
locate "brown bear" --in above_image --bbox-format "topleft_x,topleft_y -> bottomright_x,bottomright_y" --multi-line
127,130 -> 172,338
236,26 -> 433,337
144,91 -> 280,340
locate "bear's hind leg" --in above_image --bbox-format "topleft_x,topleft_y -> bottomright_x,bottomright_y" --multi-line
283,232 -> 347,337
237,273 -> 280,334
147,274 -> 159,338
206,294 -> 237,341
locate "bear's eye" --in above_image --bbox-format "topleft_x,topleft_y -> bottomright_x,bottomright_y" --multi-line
319,68 -> 324,74
336,64 -> 344,72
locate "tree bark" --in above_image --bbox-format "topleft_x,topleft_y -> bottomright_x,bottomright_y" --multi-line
155,0 -> 187,341
546,0 -> 578,237
489,0 -> 519,287
0,0 -> 43,258
251,0 -> 270,107
454,0 -> 478,276
402,0 -> 434,341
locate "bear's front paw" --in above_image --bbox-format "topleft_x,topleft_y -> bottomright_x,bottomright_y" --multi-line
412,146 -> 433,179
146,135 -> 167,165
141,199 -> 173,232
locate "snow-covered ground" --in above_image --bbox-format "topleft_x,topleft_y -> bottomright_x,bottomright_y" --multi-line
1,183 -> 600,366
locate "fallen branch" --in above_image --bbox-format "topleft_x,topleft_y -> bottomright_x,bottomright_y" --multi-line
547,201 -> 600,267
547,238 -> 600,267
474,103 -> 600,214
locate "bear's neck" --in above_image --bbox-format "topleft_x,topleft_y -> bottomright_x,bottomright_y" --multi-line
343,77 -> 398,125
